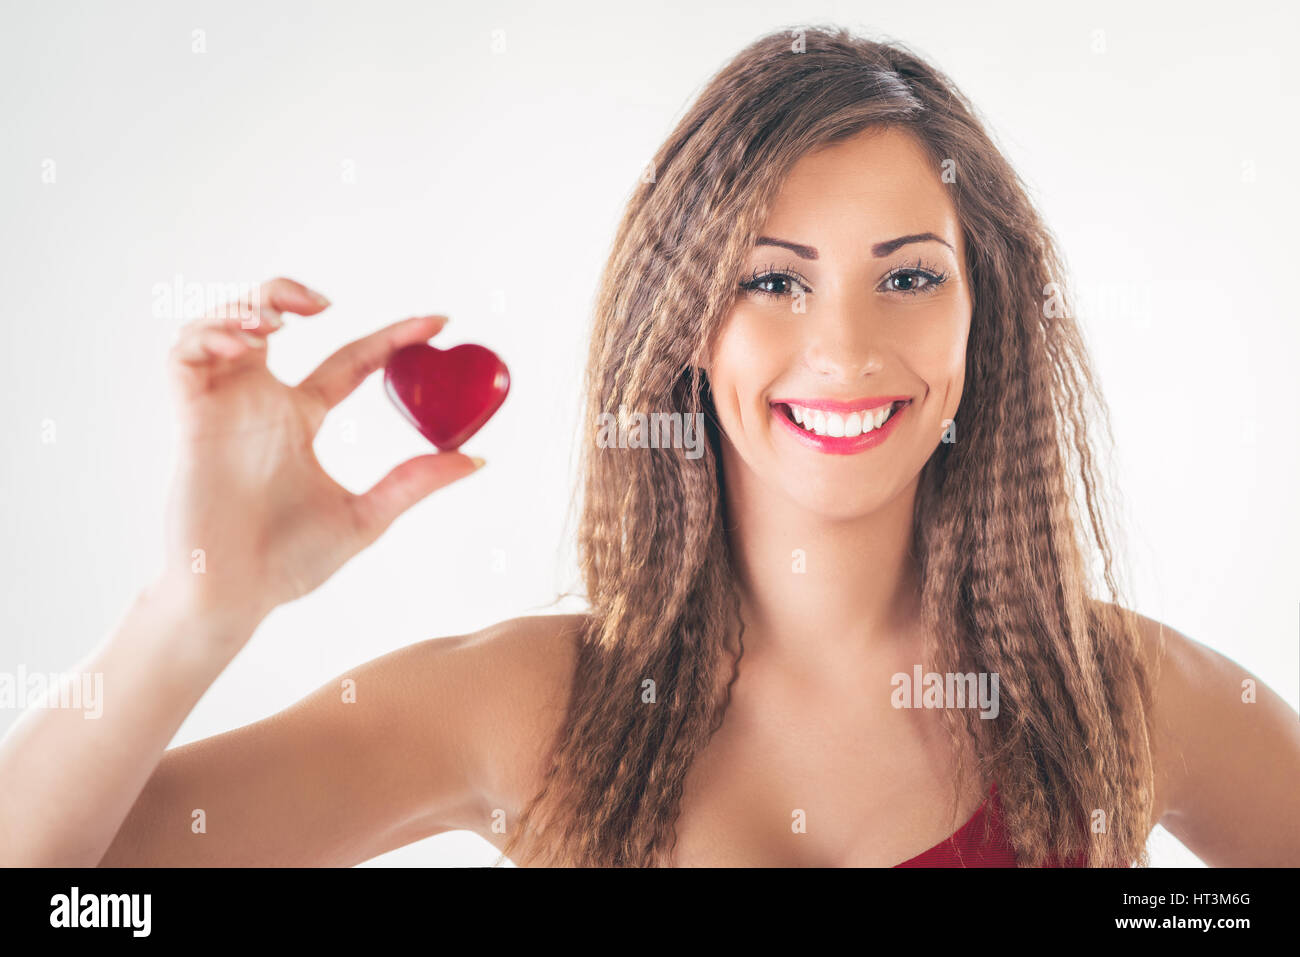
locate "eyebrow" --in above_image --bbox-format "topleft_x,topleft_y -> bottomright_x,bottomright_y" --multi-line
754,232 -> 955,259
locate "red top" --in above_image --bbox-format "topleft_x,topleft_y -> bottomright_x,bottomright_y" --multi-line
894,782 -> 1086,867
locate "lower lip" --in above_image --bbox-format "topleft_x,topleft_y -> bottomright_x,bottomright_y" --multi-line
770,401 -> 910,455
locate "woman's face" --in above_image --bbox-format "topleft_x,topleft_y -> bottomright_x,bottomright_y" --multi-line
706,126 -> 972,520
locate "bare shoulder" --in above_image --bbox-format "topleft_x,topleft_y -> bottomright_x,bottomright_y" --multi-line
1122,607 -> 1300,864
1124,610 -> 1212,821
419,613 -> 586,834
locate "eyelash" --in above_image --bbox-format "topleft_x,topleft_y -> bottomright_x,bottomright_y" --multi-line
738,258 -> 951,300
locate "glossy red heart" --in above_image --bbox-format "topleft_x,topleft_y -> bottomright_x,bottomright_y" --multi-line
383,343 -> 510,450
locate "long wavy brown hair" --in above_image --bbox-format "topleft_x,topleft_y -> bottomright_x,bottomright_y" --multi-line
496,24 -> 1159,867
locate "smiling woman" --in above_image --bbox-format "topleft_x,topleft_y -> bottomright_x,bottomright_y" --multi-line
2,23 -> 1297,873
487,26 -> 1300,868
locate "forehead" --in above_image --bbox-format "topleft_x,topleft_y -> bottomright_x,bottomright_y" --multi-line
759,127 -> 961,255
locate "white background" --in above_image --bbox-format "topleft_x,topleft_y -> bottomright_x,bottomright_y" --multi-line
1,0 -> 1296,867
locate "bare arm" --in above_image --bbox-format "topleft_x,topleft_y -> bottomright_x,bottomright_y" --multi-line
96,632 -> 489,867
1144,614 -> 1300,866
0,584 -> 250,866
95,613 -> 579,867
0,277 -> 483,866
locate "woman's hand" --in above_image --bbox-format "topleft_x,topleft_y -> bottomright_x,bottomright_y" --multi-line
161,277 -> 482,637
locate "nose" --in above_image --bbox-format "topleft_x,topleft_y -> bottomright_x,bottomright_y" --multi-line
802,292 -> 885,380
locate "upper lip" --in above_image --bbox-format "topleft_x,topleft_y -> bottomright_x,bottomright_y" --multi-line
769,395 -> 911,414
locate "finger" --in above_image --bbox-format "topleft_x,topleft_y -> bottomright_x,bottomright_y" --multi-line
351,452 -> 485,544
174,311 -> 272,367
171,326 -> 265,366
297,314 -> 448,419
201,276 -> 331,335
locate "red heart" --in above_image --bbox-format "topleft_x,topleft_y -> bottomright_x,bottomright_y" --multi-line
383,343 -> 510,450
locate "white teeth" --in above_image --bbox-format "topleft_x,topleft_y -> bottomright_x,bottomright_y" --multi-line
783,401 -> 900,437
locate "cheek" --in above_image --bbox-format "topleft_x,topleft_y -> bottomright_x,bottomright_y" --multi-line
707,309 -> 790,418
901,309 -> 969,418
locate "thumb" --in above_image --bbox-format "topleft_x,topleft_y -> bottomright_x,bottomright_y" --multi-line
352,453 -> 485,542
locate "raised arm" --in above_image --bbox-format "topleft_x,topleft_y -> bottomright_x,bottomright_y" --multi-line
97,630 -> 486,866
95,612 -> 580,867
0,278 -> 484,866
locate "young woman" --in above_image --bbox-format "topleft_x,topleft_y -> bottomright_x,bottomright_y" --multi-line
3,26 -> 1297,868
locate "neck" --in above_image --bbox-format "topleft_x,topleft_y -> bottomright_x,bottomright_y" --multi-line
720,442 -> 924,674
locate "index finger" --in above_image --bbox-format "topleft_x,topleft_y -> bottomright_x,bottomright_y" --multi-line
233,276 -> 332,332
189,276 -> 331,335
296,314 -> 449,422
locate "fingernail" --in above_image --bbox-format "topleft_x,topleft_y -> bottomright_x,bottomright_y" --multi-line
307,288 -> 330,307
469,456 -> 486,470
238,332 -> 266,348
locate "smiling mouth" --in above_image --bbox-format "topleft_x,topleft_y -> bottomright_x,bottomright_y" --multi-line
774,399 -> 910,438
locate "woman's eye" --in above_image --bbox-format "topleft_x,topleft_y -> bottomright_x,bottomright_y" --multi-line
881,268 -> 948,295
751,275 -> 793,296
739,271 -> 808,299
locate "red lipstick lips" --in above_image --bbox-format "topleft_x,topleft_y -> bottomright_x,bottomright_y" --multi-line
769,396 -> 912,455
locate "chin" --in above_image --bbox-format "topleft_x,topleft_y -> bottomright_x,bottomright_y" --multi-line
773,472 -> 904,522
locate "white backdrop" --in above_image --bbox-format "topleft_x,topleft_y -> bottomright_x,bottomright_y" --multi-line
1,0 -> 1296,867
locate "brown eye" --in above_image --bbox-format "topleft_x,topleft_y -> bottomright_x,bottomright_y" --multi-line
880,265 -> 949,296
755,276 -> 793,295
739,268 -> 811,300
